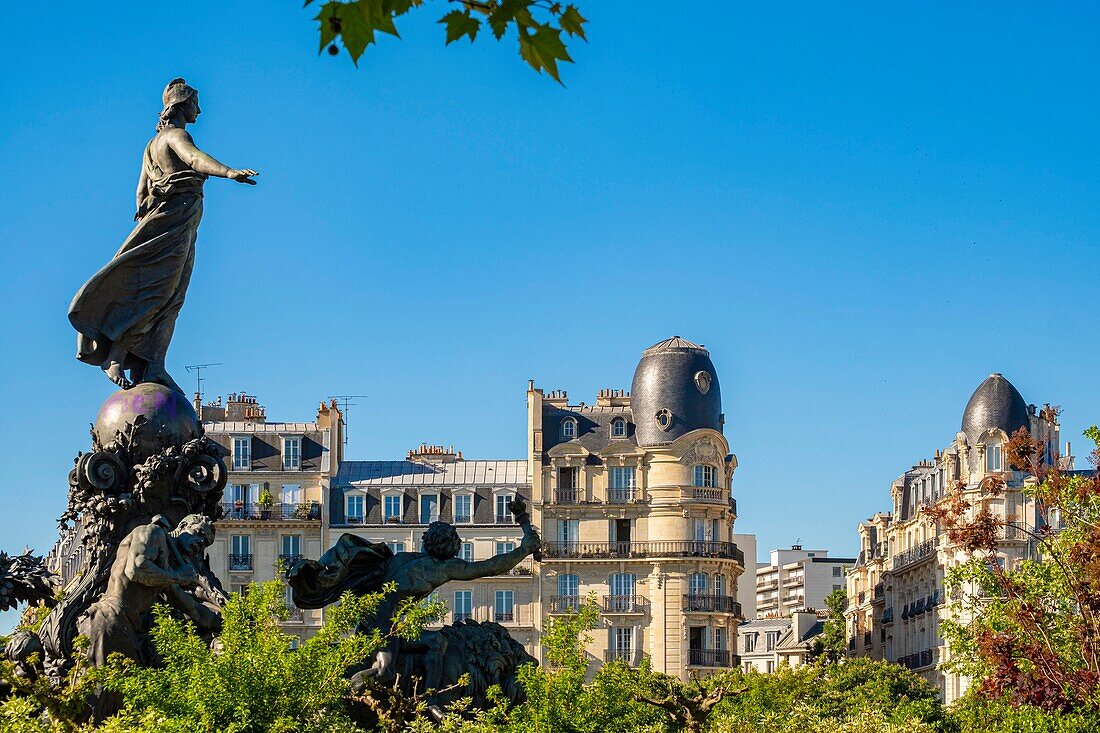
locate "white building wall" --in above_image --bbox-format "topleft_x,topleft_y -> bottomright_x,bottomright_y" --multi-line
733,533 -> 757,620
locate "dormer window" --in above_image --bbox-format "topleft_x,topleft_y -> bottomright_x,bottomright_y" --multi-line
693,464 -> 717,488
561,417 -> 577,440
986,444 -> 1003,472
611,417 -> 626,438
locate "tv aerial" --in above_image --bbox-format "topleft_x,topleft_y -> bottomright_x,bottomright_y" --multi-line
185,362 -> 222,404
328,394 -> 367,445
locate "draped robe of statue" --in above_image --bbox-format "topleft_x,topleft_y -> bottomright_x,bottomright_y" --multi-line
68,139 -> 207,376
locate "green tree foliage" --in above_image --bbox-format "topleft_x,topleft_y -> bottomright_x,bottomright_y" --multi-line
308,0 -> 587,82
933,422 -> 1100,712
97,579 -> 387,732
808,589 -> 848,664
709,658 -> 944,733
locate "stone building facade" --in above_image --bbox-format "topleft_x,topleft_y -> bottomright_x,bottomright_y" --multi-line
201,393 -> 343,643
528,337 -> 747,679
844,373 -> 1071,703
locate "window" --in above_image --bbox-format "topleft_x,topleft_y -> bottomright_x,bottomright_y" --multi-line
609,466 -> 636,502
833,584 -> 843,592
558,467 -> 578,490
744,633 -> 757,653
987,444 -> 1003,472
384,494 -> 402,522
689,573 -> 708,596
281,534 -> 301,559
611,417 -> 627,438
232,437 -> 251,471
693,519 -> 714,542
496,541 -> 516,556
558,573 -> 579,599
494,590 -> 515,622
612,627 -> 633,661
453,494 -> 472,524
713,574 -> 725,597
693,465 -> 716,488
495,494 -> 514,524
559,519 -> 579,545
453,590 -> 473,622
281,484 -> 301,515
230,535 -> 251,570
609,572 -> 636,610
765,631 -> 780,651
420,494 -> 439,524
388,541 -> 405,554
832,566 -> 842,577
282,436 -> 302,470
713,627 -> 726,651
346,494 -> 365,523
765,660 -> 774,674
460,542 -> 474,561
561,418 -> 577,439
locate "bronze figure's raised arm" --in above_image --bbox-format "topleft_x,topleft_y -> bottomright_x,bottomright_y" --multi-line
69,78 -> 257,393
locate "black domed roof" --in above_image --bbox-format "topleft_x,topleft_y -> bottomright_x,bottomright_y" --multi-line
630,336 -> 722,447
960,373 -> 1029,443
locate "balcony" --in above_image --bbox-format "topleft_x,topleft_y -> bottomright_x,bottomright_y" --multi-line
604,649 -> 643,665
873,583 -> 885,602
602,594 -> 646,613
897,649 -> 935,670
542,541 -> 744,565
607,488 -> 638,504
494,610 -> 515,623
758,579 -> 779,591
687,649 -> 732,668
690,487 -> 727,503
453,513 -> 472,524
495,515 -> 516,525
286,606 -> 304,623
383,516 -> 404,524
278,553 -> 302,567
221,502 -> 320,522
453,611 -> 473,622
553,488 -> 582,505
228,553 -> 253,571
892,538 -> 939,571
881,607 -> 894,624
682,594 -> 742,615
549,595 -> 581,613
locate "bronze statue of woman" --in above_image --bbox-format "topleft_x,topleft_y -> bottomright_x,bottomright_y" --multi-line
69,78 -> 257,393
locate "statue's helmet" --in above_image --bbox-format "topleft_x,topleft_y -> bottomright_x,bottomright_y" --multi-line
161,78 -> 197,115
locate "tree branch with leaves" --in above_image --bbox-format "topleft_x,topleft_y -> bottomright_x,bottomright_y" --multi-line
308,0 -> 587,83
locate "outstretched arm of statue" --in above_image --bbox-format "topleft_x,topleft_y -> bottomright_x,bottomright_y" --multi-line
125,528 -> 198,589
164,128 -> 258,184
441,527 -> 540,582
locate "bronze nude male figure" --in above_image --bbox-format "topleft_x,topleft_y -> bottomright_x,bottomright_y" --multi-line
69,78 -> 257,393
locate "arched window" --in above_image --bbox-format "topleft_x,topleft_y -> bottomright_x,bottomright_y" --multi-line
986,442 -> 1003,471
561,417 -> 577,440
611,417 -> 626,438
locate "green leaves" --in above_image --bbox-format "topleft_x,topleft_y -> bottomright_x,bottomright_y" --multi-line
440,10 -> 480,45
518,22 -> 571,83
312,0 -> 586,82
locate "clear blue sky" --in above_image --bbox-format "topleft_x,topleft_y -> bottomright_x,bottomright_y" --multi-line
2,1 -> 1099,617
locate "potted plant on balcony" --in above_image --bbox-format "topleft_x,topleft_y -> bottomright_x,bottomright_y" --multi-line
258,487 -> 274,520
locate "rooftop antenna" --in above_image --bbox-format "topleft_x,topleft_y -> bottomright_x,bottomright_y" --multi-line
185,362 -> 222,404
328,394 -> 367,445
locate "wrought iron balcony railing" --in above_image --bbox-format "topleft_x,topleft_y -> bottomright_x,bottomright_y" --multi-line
682,594 -> 742,615
549,595 -> 581,613
602,594 -> 646,613
221,502 -> 320,521
228,553 -> 253,571
604,648 -> 642,665
553,488 -> 582,505
542,540 -> 744,564
687,649 -> 732,667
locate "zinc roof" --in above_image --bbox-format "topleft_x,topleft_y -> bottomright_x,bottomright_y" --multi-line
336,460 -> 529,487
